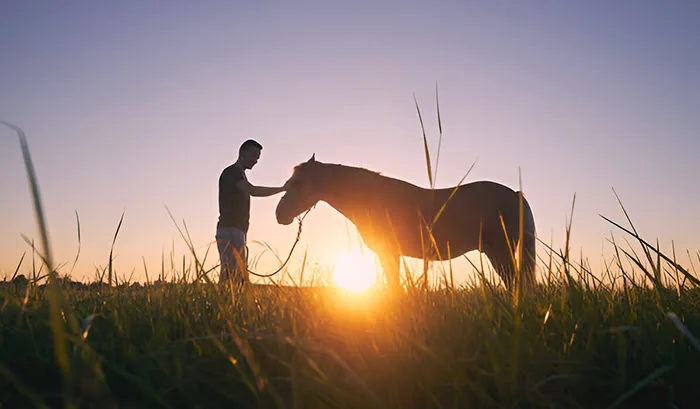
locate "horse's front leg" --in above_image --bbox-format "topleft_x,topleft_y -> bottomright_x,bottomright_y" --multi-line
379,253 -> 401,291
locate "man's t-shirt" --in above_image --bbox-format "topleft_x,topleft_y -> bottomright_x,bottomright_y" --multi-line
218,164 -> 250,233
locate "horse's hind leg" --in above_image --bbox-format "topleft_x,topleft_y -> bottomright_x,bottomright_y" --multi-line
380,254 -> 401,291
483,243 -> 517,291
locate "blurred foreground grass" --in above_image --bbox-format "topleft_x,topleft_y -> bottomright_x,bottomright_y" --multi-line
2,261 -> 699,409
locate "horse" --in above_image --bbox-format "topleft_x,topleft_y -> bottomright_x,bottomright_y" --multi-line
275,155 -> 537,292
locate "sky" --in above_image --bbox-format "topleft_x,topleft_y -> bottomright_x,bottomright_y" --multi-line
1,1 -> 699,286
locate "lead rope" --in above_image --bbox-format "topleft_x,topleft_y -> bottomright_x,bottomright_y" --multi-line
245,207 -> 313,278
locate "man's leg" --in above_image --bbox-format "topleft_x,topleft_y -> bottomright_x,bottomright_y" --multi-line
216,226 -> 248,287
216,228 -> 233,285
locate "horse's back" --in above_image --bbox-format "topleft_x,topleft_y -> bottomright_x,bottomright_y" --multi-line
435,180 -> 518,206
457,180 -> 517,193
432,180 -> 526,238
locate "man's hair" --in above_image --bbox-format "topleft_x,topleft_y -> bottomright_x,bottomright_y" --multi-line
239,139 -> 263,156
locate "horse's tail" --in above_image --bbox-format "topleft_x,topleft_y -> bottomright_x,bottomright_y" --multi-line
517,192 -> 537,291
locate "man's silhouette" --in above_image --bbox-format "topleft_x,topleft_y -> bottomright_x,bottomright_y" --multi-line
216,139 -> 288,287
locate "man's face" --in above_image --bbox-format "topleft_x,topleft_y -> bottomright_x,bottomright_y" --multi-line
240,147 -> 261,170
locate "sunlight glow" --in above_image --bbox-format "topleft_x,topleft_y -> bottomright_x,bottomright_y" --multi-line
331,250 -> 378,293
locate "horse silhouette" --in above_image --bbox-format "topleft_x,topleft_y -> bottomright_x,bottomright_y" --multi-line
276,155 -> 536,292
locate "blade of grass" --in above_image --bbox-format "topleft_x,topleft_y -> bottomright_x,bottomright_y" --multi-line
600,214 -> 700,287
611,188 -> 656,269
1,119 -> 77,409
606,364 -> 673,409
414,94 -> 433,189
666,312 -> 700,351
10,251 -> 26,281
108,210 -> 125,286
68,210 -> 82,276
433,82 -> 443,187
431,159 -> 478,225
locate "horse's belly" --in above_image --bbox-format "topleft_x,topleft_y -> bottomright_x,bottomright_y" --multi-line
389,223 -> 478,260
357,202 -> 502,259
425,218 -> 488,259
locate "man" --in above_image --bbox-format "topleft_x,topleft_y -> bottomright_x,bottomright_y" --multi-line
216,139 -> 288,287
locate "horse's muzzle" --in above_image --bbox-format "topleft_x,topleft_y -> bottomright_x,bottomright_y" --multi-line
275,203 -> 294,225
276,213 -> 294,225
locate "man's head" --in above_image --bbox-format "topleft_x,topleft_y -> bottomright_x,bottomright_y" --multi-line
237,139 -> 263,170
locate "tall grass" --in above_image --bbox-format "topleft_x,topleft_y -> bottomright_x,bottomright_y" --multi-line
2,110 -> 700,409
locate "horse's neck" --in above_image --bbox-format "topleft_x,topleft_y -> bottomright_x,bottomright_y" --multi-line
318,165 -> 386,220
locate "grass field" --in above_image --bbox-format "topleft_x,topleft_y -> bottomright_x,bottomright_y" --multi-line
3,104 -> 700,408
2,245 -> 700,409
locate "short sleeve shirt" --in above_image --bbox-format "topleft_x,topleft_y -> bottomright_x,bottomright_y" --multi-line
218,164 -> 250,232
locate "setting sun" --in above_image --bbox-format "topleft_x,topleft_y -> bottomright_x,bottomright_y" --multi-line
331,250 -> 378,293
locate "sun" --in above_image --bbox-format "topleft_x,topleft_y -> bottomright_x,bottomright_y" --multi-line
331,250 -> 378,293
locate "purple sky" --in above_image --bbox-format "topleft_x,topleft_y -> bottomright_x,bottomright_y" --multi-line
2,1 -> 699,285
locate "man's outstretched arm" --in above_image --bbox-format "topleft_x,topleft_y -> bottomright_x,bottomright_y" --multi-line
236,179 -> 287,197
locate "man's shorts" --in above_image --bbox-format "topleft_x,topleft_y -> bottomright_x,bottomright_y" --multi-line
215,226 -> 248,285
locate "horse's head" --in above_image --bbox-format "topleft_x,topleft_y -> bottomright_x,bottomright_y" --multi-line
276,154 -> 324,225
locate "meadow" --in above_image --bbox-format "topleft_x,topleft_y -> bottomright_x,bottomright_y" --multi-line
2,107 -> 700,409
2,238 -> 700,409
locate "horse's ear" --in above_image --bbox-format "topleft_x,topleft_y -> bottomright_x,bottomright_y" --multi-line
308,153 -> 316,163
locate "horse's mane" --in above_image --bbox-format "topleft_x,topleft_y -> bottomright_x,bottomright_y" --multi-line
289,159 -> 434,195
293,161 -> 382,181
